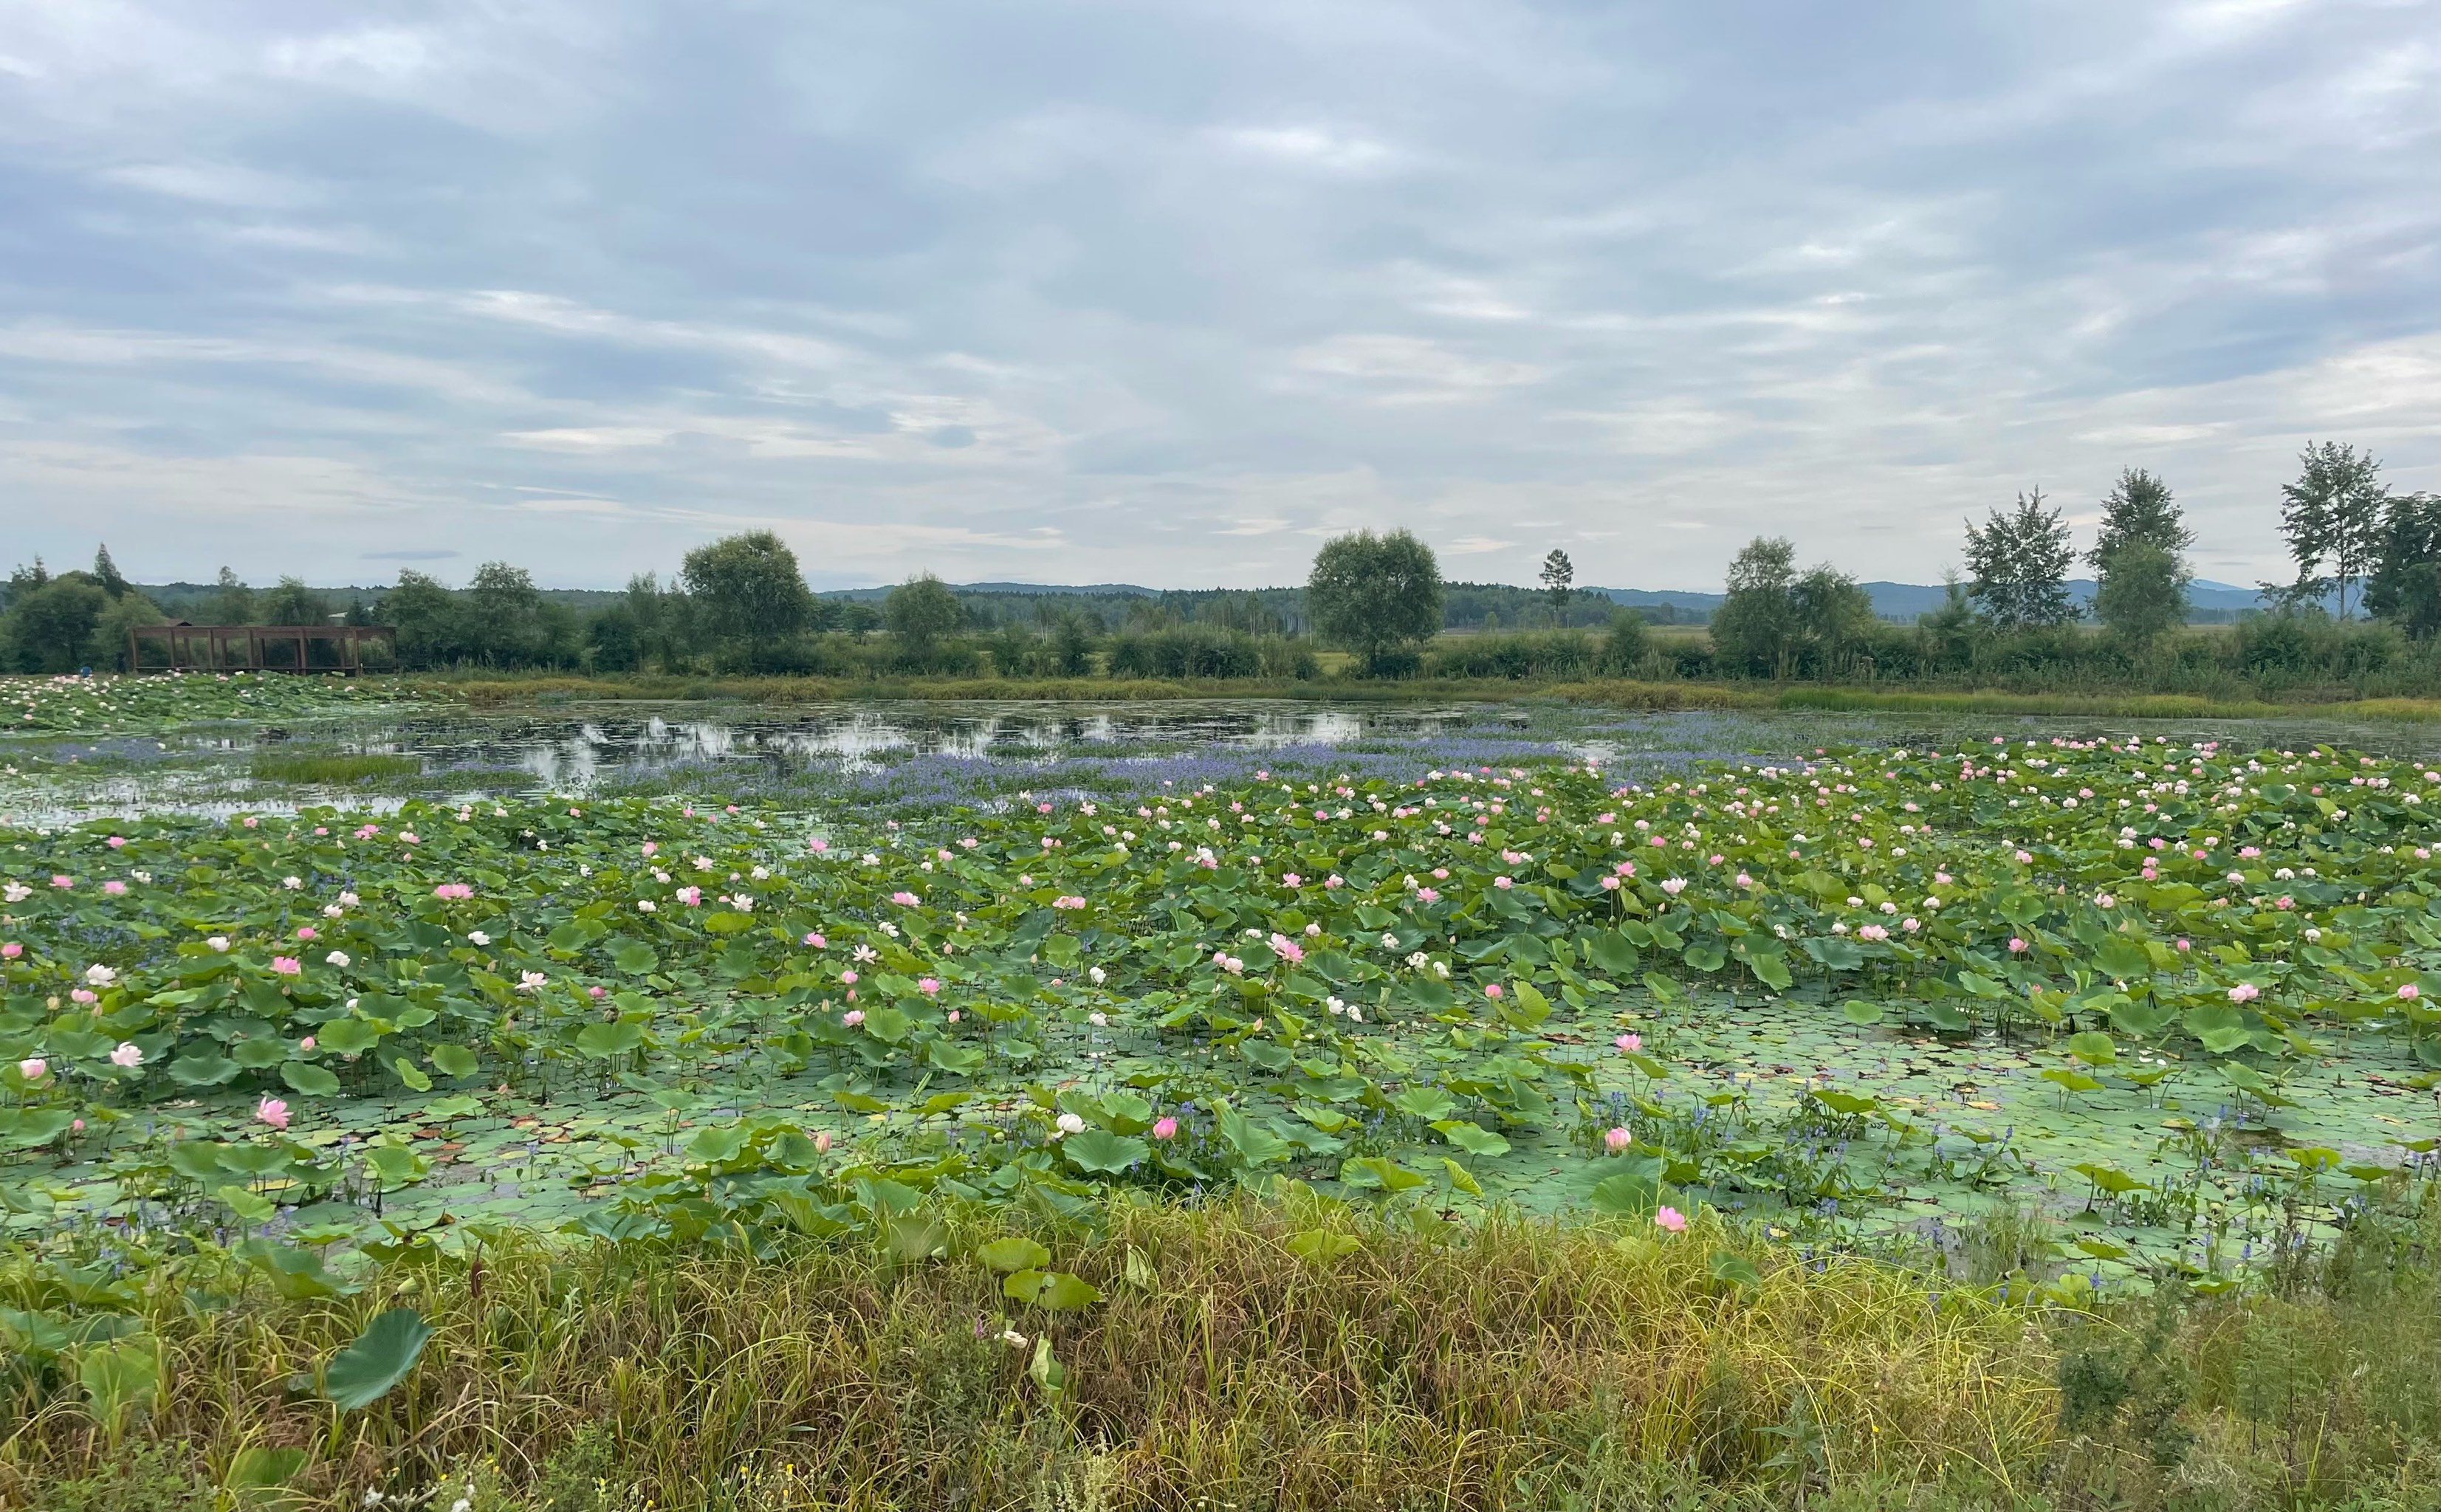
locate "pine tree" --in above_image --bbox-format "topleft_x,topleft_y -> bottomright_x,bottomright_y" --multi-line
92,544 -> 128,599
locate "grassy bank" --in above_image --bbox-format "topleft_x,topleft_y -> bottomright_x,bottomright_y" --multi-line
14,1195 -> 2441,1512
436,668 -> 2441,724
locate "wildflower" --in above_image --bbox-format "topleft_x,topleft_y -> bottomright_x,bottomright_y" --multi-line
804,932 -> 825,947
1088,1010 -> 1108,1028
814,1130 -> 833,1152
269,956 -> 301,977
840,969 -> 859,984
109,1042 -> 143,1068
1418,887 -> 1440,903
84,963 -> 117,987
300,1037 -> 315,1051
256,1097 -> 290,1130
433,882 -> 474,901
2008,938 -> 2027,953
1493,875 -> 1513,890
676,887 -> 701,907
1604,1126 -> 1631,1153
892,890 -> 921,906
2094,893 -> 2115,910
467,930 -> 491,946
1088,965 -> 1107,985
102,879 -> 126,896
1485,983 -> 1504,1000
16,1057 -> 45,1081
517,971 -> 546,992
207,935 -> 230,952
1152,1116 -> 1178,1140
1653,1206 -> 1688,1234
918,977 -> 941,995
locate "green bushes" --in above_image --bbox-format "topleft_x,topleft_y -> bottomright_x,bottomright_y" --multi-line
1106,625 -> 1312,679
1427,630 -> 1602,679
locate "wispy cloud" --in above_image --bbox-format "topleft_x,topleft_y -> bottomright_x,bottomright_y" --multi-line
0,0 -> 2431,589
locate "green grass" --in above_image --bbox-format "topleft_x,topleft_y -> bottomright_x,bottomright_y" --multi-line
247,749 -> 423,784
10,1195 -> 2441,1511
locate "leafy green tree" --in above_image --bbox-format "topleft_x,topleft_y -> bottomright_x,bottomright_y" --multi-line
883,574 -> 965,665
1601,608 -> 1648,674
1539,549 -> 1573,625
261,577 -> 332,626
207,567 -> 257,625
1306,529 -> 1443,675
1,574 -> 108,672
2090,470 -> 2193,564
1709,537 -> 1799,677
1918,577 -> 1980,669
1964,489 -> 2077,629
380,571 -> 462,667
2279,442 -> 2389,619
2366,492 -> 2441,639
91,590 -> 166,671
464,563 -> 543,665
1792,565 -> 1875,674
1047,608 -> 1099,676
2092,542 -> 2188,647
2087,470 -> 2192,644
679,532 -> 813,664
587,603 -> 643,670
3,558 -> 50,611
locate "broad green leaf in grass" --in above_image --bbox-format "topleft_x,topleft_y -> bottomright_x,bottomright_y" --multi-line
975,1236 -> 1051,1274
78,1337 -> 158,1429
320,1308 -> 432,1411
1285,1229 -> 1362,1263
1841,1000 -> 1885,1026
428,1043 -> 478,1079
1707,1251 -> 1762,1291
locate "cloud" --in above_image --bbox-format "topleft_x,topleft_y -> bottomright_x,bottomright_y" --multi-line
364,549 -> 460,560
0,0 -> 2432,591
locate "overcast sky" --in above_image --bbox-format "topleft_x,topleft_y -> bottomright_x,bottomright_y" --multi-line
2,1 -> 2436,592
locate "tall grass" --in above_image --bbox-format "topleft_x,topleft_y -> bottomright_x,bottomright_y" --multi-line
13,1194 -> 2441,1509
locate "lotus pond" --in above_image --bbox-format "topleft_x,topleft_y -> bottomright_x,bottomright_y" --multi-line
4,687 -> 2441,1303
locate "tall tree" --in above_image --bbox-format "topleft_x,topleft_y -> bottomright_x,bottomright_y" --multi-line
882,574 -> 964,664
91,544 -> 128,599
207,566 -> 256,625
1791,564 -> 1875,674
464,562 -> 544,665
2089,470 -> 2192,643
1709,536 -> 1799,677
2366,491 -> 2441,639
2090,470 -> 2193,563
2279,441 -> 2388,619
1963,488 -> 2077,629
261,577 -> 331,625
1539,549 -> 1573,625
679,532 -> 814,663
1305,529 -> 1443,675
380,571 -> 461,667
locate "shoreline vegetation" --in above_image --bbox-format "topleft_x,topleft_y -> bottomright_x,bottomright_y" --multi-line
443,670 -> 2441,725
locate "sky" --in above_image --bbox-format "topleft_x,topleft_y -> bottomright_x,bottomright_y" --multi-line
1,1 -> 2437,594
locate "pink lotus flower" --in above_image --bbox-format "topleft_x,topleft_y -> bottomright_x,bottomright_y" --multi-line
109,1042 -> 143,1068
808,837 -> 828,853
1600,875 -> 1620,890
918,977 -> 941,995
2400,983 -> 2421,1000
1493,876 -> 1513,889
2228,982 -> 2259,1003
842,1008 -> 865,1027
299,1037 -> 315,1051
70,989 -> 97,1005
295,926 -> 316,941
804,932 -> 826,947
102,879 -> 126,896
1484,983 -> 1503,1000
588,985 -> 606,998
51,875 -> 72,889
16,1057 -> 45,1082
891,890 -> 921,907
2008,938 -> 2027,953
2175,938 -> 2191,952
676,887 -> 701,907
255,1097 -> 289,1130
1604,1126 -> 1631,1152
840,969 -> 858,985
1282,873 -> 1302,888
270,956 -> 301,976
642,842 -> 657,856
1652,1206 -> 1687,1234
814,1130 -> 833,1152
1151,1116 -> 1178,1140
433,883 -> 473,901
1614,1033 -> 1641,1052
1,943 -> 19,958
106,836 -> 125,849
